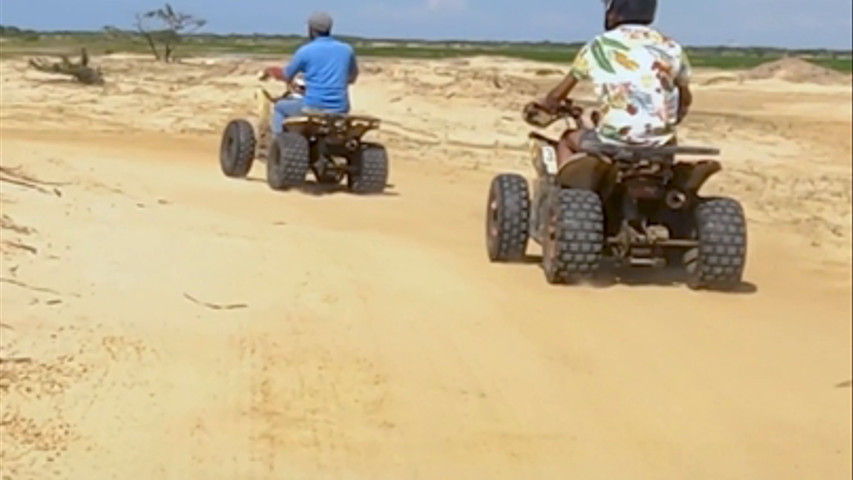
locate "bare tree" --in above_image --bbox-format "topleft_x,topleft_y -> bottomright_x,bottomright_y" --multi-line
134,4 -> 206,62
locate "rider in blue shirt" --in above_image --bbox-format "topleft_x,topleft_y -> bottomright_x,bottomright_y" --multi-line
262,12 -> 359,135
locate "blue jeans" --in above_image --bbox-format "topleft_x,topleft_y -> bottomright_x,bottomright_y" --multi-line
272,97 -> 304,135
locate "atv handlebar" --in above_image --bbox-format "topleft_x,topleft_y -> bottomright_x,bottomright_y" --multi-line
256,74 -> 304,104
523,99 -> 600,129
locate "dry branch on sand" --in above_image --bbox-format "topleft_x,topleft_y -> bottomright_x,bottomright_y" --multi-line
0,278 -> 63,296
183,293 -> 248,311
1,241 -> 37,255
0,357 -> 33,366
0,166 -> 66,196
0,215 -> 34,235
27,48 -> 104,85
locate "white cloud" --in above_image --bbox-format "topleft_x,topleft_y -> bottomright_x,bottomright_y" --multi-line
427,0 -> 467,12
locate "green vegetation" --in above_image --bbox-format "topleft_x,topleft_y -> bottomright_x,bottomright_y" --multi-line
812,58 -> 853,73
1,26 -> 850,73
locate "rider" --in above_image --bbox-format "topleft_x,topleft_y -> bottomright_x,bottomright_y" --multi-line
542,0 -> 692,169
261,12 -> 359,136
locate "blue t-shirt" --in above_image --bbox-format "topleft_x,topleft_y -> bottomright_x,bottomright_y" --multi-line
284,36 -> 357,113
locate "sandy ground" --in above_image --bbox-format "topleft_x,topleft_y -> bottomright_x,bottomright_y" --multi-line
0,54 -> 851,479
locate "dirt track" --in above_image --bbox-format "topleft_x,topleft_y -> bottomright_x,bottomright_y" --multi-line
1,56 -> 852,479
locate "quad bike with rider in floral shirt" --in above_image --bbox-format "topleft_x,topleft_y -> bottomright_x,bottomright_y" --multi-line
485,0 -> 747,290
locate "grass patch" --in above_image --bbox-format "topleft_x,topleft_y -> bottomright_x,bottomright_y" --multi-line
1,33 -> 850,73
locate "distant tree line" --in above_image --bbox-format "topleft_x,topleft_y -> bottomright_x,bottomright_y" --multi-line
0,25 -> 40,41
2,23 -> 850,60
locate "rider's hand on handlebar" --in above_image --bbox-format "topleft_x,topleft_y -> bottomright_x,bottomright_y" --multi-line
259,66 -> 285,82
541,96 -> 563,114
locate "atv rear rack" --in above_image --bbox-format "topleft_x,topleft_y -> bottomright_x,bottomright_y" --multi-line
284,114 -> 381,139
581,142 -> 721,161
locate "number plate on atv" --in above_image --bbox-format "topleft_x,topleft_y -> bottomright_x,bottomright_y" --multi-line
541,145 -> 558,175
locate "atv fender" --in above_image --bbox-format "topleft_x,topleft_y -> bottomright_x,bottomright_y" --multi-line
529,133 -> 610,190
255,87 -> 273,157
671,160 -> 722,194
556,153 -> 611,191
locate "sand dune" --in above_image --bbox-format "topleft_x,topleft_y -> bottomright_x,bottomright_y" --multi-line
1,55 -> 851,479
742,57 -> 852,85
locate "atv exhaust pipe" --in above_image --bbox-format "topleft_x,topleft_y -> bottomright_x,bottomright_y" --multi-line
665,190 -> 688,210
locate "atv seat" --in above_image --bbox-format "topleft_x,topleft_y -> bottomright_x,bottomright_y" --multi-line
284,112 -> 381,140
579,134 -> 720,162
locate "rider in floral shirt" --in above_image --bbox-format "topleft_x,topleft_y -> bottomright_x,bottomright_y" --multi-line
543,0 -> 693,164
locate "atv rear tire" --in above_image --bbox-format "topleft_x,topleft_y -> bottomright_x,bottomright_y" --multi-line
267,132 -> 310,191
486,174 -> 530,262
348,144 -> 389,194
220,119 -> 256,178
686,197 -> 747,290
542,189 -> 604,284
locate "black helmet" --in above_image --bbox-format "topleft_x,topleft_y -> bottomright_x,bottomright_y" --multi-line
603,0 -> 657,30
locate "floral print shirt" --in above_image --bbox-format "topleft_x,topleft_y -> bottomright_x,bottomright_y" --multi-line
571,25 -> 691,146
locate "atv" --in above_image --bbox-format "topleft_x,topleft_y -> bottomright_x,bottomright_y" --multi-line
219,78 -> 389,194
486,99 -> 747,290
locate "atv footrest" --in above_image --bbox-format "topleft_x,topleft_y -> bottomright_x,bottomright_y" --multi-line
607,238 -> 698,248
327,164 -> 356,173
656,239 -> 699,248
628,257 -> 667,268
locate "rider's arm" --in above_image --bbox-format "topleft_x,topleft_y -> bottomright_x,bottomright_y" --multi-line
543,43 -> 591,111
282,47 -> 308,83
676,81 -> 692,124
544,74 -> 578,111
260,47 -> 304,83
675,48 -> 693,124
348,52 -> 359,85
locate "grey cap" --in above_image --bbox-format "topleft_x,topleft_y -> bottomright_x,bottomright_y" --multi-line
308,12 -> 333,33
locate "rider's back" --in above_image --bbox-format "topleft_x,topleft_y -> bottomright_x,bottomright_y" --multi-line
287,37 -> 356,113
572,24 -> 690,147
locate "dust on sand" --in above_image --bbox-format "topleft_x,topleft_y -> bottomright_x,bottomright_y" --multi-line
0,55 -> 851,479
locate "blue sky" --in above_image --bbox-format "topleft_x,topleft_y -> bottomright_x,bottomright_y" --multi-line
1,0 -> 851,48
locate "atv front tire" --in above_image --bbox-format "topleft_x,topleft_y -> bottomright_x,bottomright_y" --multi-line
542,189 -> 604,284
267,132 -> 310,191
486,174 -> 530,262
220,119 -> 256,178
686,197 -> 747,290
348,144 -> 389,194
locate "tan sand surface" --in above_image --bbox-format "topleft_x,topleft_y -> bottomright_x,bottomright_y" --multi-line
1,54 -> 851,479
